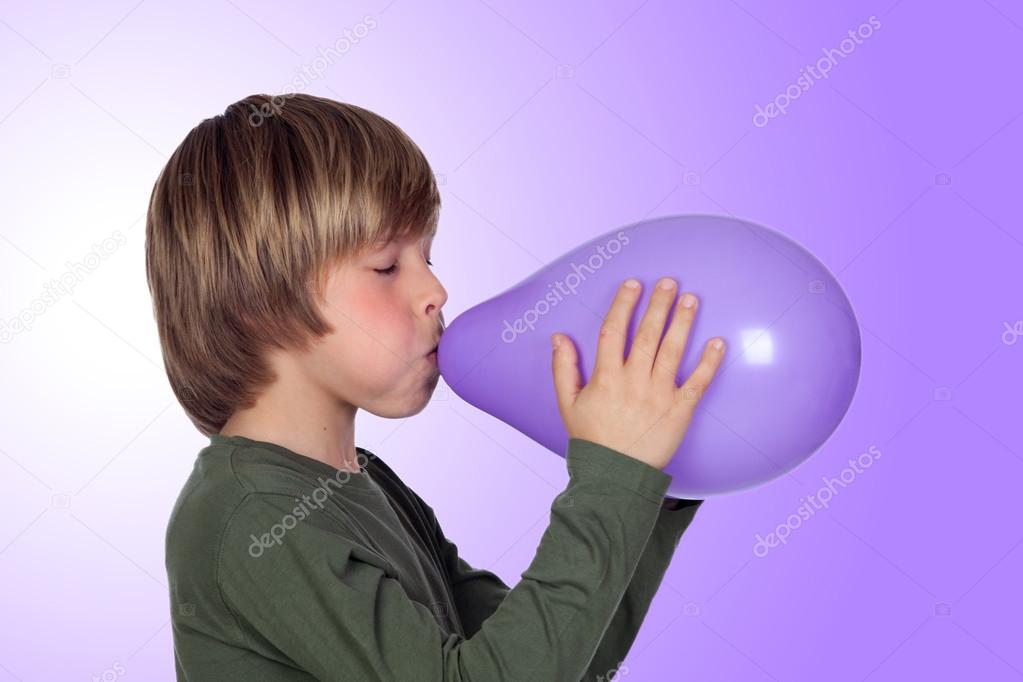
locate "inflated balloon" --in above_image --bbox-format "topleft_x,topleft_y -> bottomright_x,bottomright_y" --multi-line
438,214 -> 861,498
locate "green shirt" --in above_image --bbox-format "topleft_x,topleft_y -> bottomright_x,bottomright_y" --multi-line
166,434 -> 702,681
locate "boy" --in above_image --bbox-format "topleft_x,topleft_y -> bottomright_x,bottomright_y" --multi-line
147,93 -> 724,681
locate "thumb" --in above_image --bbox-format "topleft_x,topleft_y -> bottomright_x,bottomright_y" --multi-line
550,333 -> 581,414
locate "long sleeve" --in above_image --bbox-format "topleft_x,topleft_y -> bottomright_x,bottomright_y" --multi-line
582,496 -> 703,681
215,437 -> 673,681
420,482 -> 702,654
424,509 -> 511,637
426,491 -> 702,680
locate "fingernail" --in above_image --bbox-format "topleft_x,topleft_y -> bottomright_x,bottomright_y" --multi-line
681,294 -> 696,308
624,279 -> 639,289
657,278 -> 675,290
712,338 -> 724,350
552,334 -> 561,349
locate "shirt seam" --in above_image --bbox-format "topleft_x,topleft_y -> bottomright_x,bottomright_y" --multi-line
213,490 -> 259,651
214,441 -> 382,496
213,487 -> 394,642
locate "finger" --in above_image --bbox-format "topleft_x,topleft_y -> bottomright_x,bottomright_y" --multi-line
551,332 -> 582,416
676,338 -> 726,410
626,277 -> 678,377
593,279 -> 642,381
652,292 -> 698,384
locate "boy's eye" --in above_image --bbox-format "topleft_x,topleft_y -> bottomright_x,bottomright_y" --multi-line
374,259 -> 433,276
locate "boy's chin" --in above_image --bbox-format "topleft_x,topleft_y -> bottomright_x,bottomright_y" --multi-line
363,382 -> 439,419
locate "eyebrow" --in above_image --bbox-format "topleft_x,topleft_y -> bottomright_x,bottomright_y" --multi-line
364,234 -> 432,256
365,238 -> 397,254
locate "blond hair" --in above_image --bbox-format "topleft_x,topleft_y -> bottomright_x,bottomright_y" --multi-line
145,93 -> 440,437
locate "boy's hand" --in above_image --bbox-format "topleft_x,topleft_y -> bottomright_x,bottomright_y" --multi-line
551,277 -> 726,471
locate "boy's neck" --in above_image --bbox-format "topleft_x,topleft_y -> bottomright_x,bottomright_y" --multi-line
218,366 -> 362,474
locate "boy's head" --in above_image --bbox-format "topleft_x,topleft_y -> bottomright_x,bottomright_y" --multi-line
146,93 -> 446,437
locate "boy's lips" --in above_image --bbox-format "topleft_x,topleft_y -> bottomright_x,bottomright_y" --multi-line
426,331 -> 443,355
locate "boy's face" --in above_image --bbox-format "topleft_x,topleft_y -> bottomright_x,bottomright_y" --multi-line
295,232 -> 447,418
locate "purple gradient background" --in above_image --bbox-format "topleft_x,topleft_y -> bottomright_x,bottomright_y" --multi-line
1,1 -> 1020,680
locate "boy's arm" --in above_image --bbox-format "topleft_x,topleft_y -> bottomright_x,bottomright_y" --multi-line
582,496 -> 703,681
433,535 -> 511,636
424,490 -> 703,679
217,438 -> 674,681
421,488 -> 702,651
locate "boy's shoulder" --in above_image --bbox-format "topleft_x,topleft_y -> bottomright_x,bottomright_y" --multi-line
164,438 -> 426,570
164,440 -> 331,574
166,441 -> 320,537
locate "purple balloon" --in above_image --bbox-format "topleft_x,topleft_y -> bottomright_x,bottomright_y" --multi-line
438,215 -> 861,498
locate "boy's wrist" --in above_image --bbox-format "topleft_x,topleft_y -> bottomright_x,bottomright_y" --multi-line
566,437 -> 672,503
